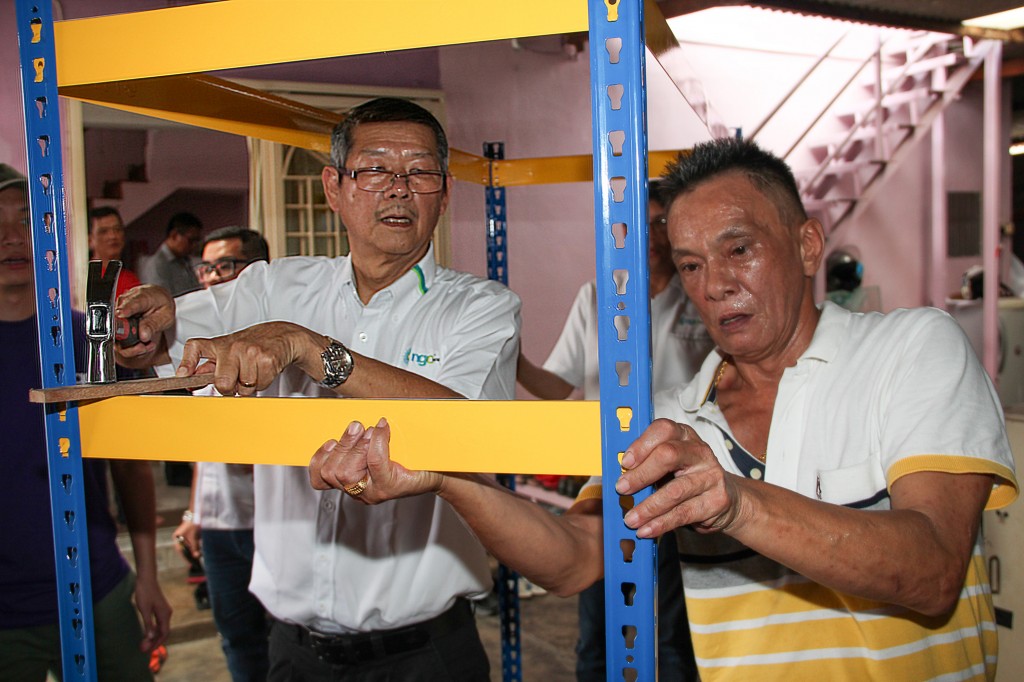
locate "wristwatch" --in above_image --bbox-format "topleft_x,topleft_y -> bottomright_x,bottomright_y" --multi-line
319,337 -> 355,389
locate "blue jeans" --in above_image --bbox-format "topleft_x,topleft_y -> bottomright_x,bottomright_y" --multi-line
575,533 -> 698,681
202,528 -> 270,682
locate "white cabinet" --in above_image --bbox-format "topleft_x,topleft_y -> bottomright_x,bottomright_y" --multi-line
985,408 -> 1024,680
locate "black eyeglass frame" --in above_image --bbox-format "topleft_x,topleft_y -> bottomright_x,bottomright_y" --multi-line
195,257 -> 257,279
337,166 -> 447,194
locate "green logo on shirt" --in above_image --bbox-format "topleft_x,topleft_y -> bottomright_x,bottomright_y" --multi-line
404,348 -> 442,367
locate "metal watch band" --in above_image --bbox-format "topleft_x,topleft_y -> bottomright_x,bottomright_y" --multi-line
319,338 -> 354,389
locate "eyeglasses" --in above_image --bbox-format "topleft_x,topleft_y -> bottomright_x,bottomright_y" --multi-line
195,258 -> 255,279
338,167 -> 446,194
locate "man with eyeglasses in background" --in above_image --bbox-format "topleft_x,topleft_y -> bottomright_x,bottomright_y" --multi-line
194,225 -> 269,287
174,226 -> 271,681
116,98 -> 520,681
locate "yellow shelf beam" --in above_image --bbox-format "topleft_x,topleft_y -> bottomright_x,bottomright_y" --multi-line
54,0 -> 589,87
62,75 -> 341,154
55,1 -> 690,186
493,149 -> 687,186
78,396 -> 604,475
59,72 -> 688,184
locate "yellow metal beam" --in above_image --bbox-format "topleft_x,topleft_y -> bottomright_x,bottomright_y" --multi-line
491,150 -> 688,186
78,396 -> 604,475
54,0 -> 589,87
59,72 -> 687,186
62,75 -> 341,154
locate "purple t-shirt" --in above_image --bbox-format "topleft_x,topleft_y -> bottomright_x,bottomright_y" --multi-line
0,312 -> 128,629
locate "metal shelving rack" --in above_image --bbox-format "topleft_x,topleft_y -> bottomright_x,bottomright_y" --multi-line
16,1 -> 657,679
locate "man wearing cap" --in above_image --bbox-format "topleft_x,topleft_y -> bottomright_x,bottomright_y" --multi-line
0,164 -> 171,678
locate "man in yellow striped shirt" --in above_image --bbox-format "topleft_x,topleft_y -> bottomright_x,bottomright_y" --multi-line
309,138 -> 1017,681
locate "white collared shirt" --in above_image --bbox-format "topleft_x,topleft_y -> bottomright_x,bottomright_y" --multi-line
168,246 -> 521,632
660,302 -> 1015,505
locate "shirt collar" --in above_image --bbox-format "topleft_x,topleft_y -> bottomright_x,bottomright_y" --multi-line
338,244 -> 437,307
677,301 -> 852,414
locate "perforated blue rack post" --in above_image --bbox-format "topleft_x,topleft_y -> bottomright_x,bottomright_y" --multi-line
589,0 -> 659,680
15,1 -> 98,679
484,140 -> 524,682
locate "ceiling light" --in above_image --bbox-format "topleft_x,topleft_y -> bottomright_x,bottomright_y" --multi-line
1009,142 -> 1024,156
963,7 -> 1024,30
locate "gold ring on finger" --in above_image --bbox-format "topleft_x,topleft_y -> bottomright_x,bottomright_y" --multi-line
344,477 -> 369,497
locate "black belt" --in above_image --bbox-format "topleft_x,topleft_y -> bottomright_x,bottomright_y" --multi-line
276,598 -> 473,666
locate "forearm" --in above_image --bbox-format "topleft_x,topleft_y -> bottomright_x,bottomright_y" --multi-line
516,354 -> 573,400
109,460 -> 159,581
437,474 -> 603,595
722,474 -> 987,615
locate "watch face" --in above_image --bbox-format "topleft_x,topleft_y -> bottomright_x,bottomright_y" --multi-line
320,340 -> 353,388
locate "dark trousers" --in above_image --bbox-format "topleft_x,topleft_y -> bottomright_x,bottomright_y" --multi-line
267,599 -> 489,682
202,528 -> 269,682
0,573 -> 152,681
576,533 -> 699,681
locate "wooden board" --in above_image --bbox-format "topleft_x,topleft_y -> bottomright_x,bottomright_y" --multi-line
30,375 -> 214,403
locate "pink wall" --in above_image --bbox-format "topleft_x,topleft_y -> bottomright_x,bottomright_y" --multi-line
441,38 -> 597,372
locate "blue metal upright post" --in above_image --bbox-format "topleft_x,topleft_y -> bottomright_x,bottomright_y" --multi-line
483,141 -> 523,682
588,0 -> 658,680
15,2 -> 97,679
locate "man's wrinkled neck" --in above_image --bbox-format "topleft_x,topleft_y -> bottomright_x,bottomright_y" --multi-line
350,244 -> 430,305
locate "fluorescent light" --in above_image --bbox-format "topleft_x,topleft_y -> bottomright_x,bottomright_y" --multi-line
1010,142 -> 1024,156
963,7 -> 1024,30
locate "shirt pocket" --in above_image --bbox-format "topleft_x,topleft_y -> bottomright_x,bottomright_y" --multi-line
816,456 -> 889,509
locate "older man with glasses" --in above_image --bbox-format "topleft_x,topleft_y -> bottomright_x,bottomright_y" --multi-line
117,98 -> 520,681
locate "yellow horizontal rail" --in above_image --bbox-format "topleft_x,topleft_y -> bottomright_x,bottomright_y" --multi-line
493,150 -> 687,186
62,75 -> 341,154
54,0 -> 589,87
78,396 -> 603,475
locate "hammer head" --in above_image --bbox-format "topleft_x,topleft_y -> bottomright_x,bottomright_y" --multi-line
85,260 -> 122,383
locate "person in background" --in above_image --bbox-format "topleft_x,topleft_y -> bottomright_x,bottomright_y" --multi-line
88,206 -> 141,300
0,163 -> 171,679
174,225 -> 271,682
142,211 -> 205,487
139,211 -> 202,297
517,179 -> 708,680
310,137 -> 1017,681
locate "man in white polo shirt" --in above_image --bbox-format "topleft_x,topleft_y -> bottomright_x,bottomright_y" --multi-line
310,137 -> 1017,681
118,98 -> 520,681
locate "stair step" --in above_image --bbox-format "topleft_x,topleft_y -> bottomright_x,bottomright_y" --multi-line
795,158 -> 885,182
885,51 -> 961,81
809,122 -> 912,153
836,85 -> 936,120
880,31 -> 950,59
802,197 -> 856,212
